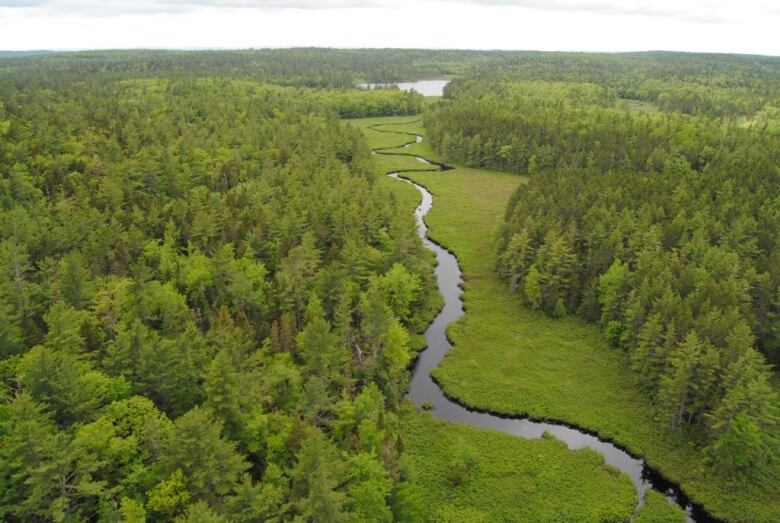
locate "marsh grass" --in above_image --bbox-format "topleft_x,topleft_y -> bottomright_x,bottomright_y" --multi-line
401,406 -> 636,523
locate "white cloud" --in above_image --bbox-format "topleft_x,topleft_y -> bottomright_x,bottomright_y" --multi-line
0,0 -> 383,15
0,0 -> 777,54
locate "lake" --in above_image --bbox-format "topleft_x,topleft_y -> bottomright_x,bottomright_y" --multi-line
358,79 -> 450,97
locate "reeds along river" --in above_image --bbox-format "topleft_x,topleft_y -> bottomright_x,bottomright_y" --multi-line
381,130 -> 719,523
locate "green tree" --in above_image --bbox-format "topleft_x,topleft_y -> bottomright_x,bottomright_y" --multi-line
296,306 -> 348,387
598,259 -> 631,325
42,301 -> 89,354
276,233 -> 321,323
705,349 -> 779,480
346,453 -> 393,522
119,497 -> 147,522
390,481 -> 426,523
631,314 -> 667,393
657,332 -> 720,427
162,407 -> 248,505
0,393 -> 67,521
176,500 -> 227,523
523,264 -> 543,310
224,475 -> 285,522
290,428 -> 349,522
0,297 -> 23,357
204,349 -> 245,439
705,412 -> 768,483
18,346 -> 130,426
148,469 -> 191,520
498,229 -> 532,290
375,264 -> 421,322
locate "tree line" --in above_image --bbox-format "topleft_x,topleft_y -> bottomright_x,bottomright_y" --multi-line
4,49 -> 777,122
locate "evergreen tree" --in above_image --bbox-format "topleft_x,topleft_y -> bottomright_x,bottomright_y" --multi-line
631,314 -> 667,394
0,393 -> 67,520
658,332 -> 719,427
162,407 -> 249,505
204,349 -> 245,439
290,428 -> 349,522
523,265 -> 543,310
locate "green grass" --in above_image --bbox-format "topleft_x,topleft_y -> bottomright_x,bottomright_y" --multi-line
360,116 -> 780,522
401,407 -> 636,523
373,152 -> 439,174
349,116 -> 437,159
635,491 -> 687,523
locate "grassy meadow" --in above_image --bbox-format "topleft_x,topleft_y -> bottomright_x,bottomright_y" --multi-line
400,407 -> 637,523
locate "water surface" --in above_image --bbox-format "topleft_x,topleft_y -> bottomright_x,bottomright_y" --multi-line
359,79 -> 449,96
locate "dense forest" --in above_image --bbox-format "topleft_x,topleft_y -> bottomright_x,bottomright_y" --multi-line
426,75 -> 780,487
0,75 -> 440,520
3,48 -> 778,105
2,48 -> 780,521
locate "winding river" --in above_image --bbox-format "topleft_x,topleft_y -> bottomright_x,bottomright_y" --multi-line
372,122 -> 719,523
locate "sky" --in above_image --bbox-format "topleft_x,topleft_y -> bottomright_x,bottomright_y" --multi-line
0,0 -> 777,55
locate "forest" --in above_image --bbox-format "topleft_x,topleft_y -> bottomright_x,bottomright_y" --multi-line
425,73 -> 780,488
0,75 -> 440,520
1,48 -> 780,522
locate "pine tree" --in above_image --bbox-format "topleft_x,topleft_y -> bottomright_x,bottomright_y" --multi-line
290,428 -> 349,522
204,349 -> 245,439
276,233 -> 321,323
657,331 -> 719,427
705,412 -> 768,483
705,348 -> 779,480
296,302 -> 348,387
631,313 -> 666,394
224,475 -> 284,522
162,407 -> 249,505
376,264 -> 421,322
0,393 -> 66,520
0,296 -> 23,358
498,229 -> 532,289
381,319 -> 411,383
598,259 -> 631,325
177,500 -> 228,523
523,264 -> 543,310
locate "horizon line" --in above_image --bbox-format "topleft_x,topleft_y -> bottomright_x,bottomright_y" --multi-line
1,46 -> 779,59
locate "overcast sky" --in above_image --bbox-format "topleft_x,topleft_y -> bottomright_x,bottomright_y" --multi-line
0,0 -> 777,55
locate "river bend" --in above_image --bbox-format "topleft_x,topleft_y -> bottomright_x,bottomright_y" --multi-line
374,122 -> 718,523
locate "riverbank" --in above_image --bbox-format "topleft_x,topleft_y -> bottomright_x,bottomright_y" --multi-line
353,115 -> 778,522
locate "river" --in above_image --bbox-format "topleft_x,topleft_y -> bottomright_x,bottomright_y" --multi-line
372,122 -> 719,523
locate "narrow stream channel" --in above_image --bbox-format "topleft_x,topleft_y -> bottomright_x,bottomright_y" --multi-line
376,123 -> 720,523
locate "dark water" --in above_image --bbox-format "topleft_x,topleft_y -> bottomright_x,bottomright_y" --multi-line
385,132 -> 719,522
359,79 -> 449,97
